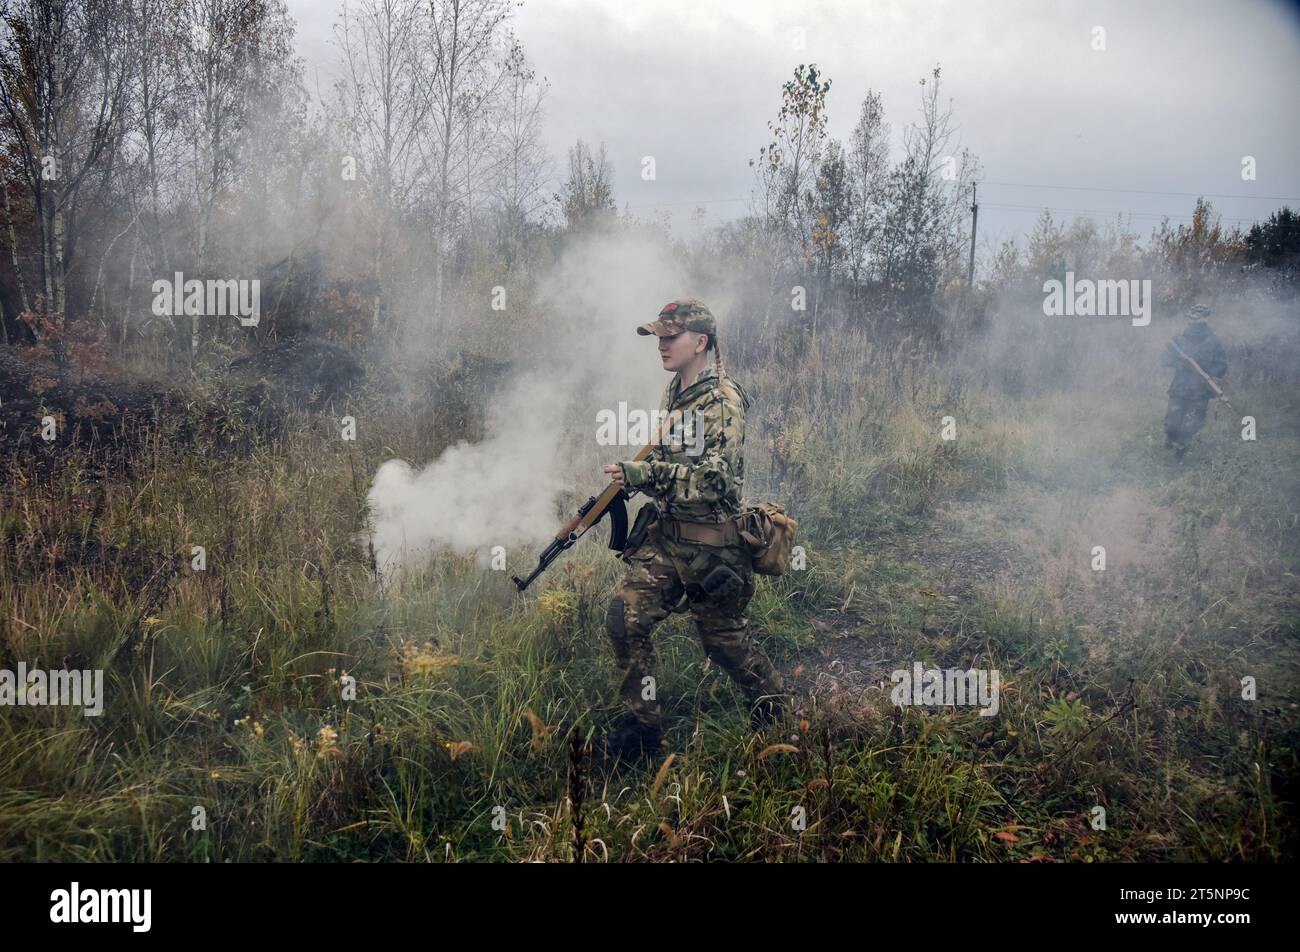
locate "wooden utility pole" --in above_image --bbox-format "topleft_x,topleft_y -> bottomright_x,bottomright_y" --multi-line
967,182 -> 979,288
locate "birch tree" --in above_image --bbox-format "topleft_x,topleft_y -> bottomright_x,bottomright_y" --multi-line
0,0 -> 132,331
483,38 -> 549,270
423,0 -> 513,330
846,88 -> 889,292
333,0 -> 434,331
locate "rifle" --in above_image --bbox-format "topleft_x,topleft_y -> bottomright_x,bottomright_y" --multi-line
1170,340 -> 1235,412
512,419 -> 675,592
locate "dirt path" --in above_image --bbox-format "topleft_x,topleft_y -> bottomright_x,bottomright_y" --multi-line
777,481 -> 1178,706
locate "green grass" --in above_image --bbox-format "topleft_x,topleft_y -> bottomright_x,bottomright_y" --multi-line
0,331 -> 1296,862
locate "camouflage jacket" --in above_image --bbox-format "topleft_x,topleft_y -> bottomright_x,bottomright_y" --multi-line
619,366 -> 751,524
1163,323 -> 1227,399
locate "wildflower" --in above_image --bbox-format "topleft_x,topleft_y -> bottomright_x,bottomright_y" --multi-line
400,643 -> 460,679
537,588 -> 578,624
445,740 -> 473,762
316,725 -> 343,760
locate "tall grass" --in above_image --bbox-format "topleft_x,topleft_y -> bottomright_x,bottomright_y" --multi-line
0,326 -> 1296,861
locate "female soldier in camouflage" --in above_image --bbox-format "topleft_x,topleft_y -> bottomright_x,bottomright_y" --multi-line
600,299 -> 788,760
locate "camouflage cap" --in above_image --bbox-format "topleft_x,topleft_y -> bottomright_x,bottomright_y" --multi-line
637,298 -> 717,337
1185,298 -> 1212,320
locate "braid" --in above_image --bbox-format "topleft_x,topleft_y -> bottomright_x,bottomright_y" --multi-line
713,335 -> 726,379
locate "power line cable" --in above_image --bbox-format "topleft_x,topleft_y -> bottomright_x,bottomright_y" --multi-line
980,179 -> 1299,203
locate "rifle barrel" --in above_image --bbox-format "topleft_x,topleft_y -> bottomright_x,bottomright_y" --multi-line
512,412 -> 681,593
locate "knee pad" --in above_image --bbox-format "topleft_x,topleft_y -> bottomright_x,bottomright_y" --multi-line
700,564 -> 743,604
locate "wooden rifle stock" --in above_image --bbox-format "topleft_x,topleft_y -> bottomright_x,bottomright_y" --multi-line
1170,340 -> 1235,412
513,412 -> 680,592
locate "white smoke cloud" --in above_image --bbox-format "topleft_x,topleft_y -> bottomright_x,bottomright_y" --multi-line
366,371 -> 570,574
365,223 -> 706,575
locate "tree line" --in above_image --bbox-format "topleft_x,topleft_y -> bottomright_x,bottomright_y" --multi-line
1,1 -> 1295,368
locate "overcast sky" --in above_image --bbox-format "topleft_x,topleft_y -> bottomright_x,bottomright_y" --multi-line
287,0 -> 1300,260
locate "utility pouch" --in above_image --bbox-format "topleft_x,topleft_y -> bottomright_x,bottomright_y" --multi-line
734,502 -> 799,576
622,503 -> 658,553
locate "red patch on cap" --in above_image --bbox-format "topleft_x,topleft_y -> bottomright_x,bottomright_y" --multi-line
660,302 -> 679,314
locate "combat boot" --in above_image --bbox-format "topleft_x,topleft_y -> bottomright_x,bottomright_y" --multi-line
598,716 -> 662,762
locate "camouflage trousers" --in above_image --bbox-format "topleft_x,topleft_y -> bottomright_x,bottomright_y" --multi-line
1164,393 -> 1209,451
605,526 -> 785,730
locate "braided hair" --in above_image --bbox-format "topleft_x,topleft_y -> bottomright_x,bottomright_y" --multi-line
708,333 -> 726,379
